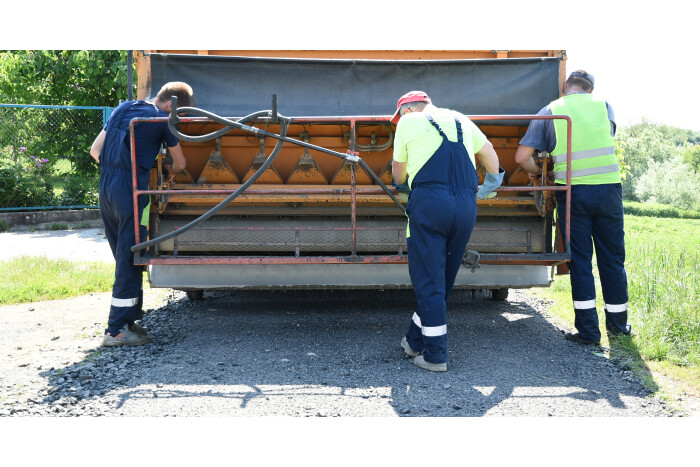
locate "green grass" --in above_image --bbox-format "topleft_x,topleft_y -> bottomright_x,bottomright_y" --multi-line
532,211 -> 700,396
0,255 -> 114,305
623,200 -> 700,219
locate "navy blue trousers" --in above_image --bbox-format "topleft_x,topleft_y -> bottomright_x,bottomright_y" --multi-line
556,183 -> 629,341
405,186 -> 476,363
99,170 -> 148,336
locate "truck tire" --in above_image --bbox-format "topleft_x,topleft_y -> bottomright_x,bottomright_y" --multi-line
491,288 -> 509,301
186,290 -> 204,301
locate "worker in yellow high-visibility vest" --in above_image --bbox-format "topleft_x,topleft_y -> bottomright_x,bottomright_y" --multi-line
515,70 -> 631,345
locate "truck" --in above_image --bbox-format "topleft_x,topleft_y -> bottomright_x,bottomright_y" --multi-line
130,50 -> 572,300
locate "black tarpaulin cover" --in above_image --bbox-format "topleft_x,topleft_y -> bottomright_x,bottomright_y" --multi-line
148,53 -> 561,119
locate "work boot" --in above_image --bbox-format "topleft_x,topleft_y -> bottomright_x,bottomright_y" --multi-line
565,332 -> 600,346
401,336 -> 420,357
413,355 -> 447,372
102,326 -> 152,347
130,322 -> 148,336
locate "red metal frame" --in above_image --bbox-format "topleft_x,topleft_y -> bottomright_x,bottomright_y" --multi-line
129,115 -> 572,267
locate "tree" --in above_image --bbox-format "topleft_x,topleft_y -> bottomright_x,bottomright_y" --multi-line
635,155 -> 700,210
683,144 -> 700,173
0,51 -> 135,176
0,50 -> 134,106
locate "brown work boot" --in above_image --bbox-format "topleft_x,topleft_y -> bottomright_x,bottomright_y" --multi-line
413,355 -> 447,372
401,336 -> 420,357
102,326 -> 152,347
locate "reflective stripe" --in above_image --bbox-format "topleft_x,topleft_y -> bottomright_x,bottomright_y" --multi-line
605,303 -> 628,313
112,297 -> 138,307
412,313 -> 447,337
555,163 -> 620,180
412,313 -> 422,328
574,299 -> 596,309
422,324 -> 447,337
552,146 -> 615,164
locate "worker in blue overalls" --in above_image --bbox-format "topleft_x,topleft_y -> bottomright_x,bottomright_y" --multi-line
515,70 -> 631,345
90,82 -> 194,347
391,91 -> 503,372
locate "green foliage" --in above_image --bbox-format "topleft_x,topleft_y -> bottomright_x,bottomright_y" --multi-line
615,139 -> 630,180
0,50 -> 134,177
616,119 -> 700,201
634,156 -> 700,210
623,201 -> 700,219
683,144 -> 700,173
48,222 -> 70,230
58,174 -> 99,206
624,216 -> 700,366
0,166 -> 54,208
0,50 -> 133,106
0,218 -> 7,232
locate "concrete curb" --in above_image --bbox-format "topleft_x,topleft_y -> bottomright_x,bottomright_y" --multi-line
0,209 -> 103,231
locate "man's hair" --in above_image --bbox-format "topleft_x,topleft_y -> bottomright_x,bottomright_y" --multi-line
399,101 -> 428,115
566,70 -> 594,92
156,81 -> 195,108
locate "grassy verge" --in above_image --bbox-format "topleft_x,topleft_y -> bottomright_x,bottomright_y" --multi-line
0,255 -> 114,305
531,212 -> 700,405
623,200 -> 700,219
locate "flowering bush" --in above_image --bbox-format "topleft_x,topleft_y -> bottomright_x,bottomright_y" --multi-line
20,147 -> 52,177
0,166 -> 54,208
0,146 -> 54,207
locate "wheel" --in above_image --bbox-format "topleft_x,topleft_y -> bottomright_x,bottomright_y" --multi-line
186,290 -> 204,301
491,288 -> 509,301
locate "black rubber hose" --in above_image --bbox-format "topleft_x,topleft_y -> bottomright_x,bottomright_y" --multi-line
131,100 -> 406,253
168,100 -> 406,213
130,118 -> 289,253
355,158 -> 406,214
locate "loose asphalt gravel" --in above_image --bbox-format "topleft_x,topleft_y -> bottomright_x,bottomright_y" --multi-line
0,228 -> 682,417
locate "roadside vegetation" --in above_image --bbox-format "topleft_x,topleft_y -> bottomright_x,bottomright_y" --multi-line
0,255 -> 114,305
0,50 -> 131,210
532,209 -> 700,403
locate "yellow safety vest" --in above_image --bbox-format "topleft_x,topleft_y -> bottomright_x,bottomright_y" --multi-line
551,93 -> 620,185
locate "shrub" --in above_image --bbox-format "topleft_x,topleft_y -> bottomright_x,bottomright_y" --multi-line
0,218 -> 7,232
634,156 -> 700,211
58,174 -> 99,206
623,201 -> 700,219
0,167 -> 54,208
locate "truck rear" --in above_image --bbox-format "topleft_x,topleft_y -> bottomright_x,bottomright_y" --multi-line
131,50 -> 571,299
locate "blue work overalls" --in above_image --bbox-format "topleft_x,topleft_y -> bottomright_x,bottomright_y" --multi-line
404,115 -> 479,364
99,101 -> 158,336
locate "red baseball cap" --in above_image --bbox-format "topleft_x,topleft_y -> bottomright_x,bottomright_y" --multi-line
390,90 -> 431,124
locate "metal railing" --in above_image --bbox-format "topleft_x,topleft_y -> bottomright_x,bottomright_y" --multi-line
128,113 -> 572,267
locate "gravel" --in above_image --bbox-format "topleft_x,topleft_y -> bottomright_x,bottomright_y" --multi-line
0,227 -> 684,417
0,286 -> 680,417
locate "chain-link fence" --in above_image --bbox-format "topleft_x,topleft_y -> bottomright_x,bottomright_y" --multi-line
0,104 -> 113,211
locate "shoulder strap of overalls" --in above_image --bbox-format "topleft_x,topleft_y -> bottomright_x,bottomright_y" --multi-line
424,114 -> 448,140
454,114 -> 463,143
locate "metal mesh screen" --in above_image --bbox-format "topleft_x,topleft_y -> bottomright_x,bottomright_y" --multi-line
154,215 -> 545,255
